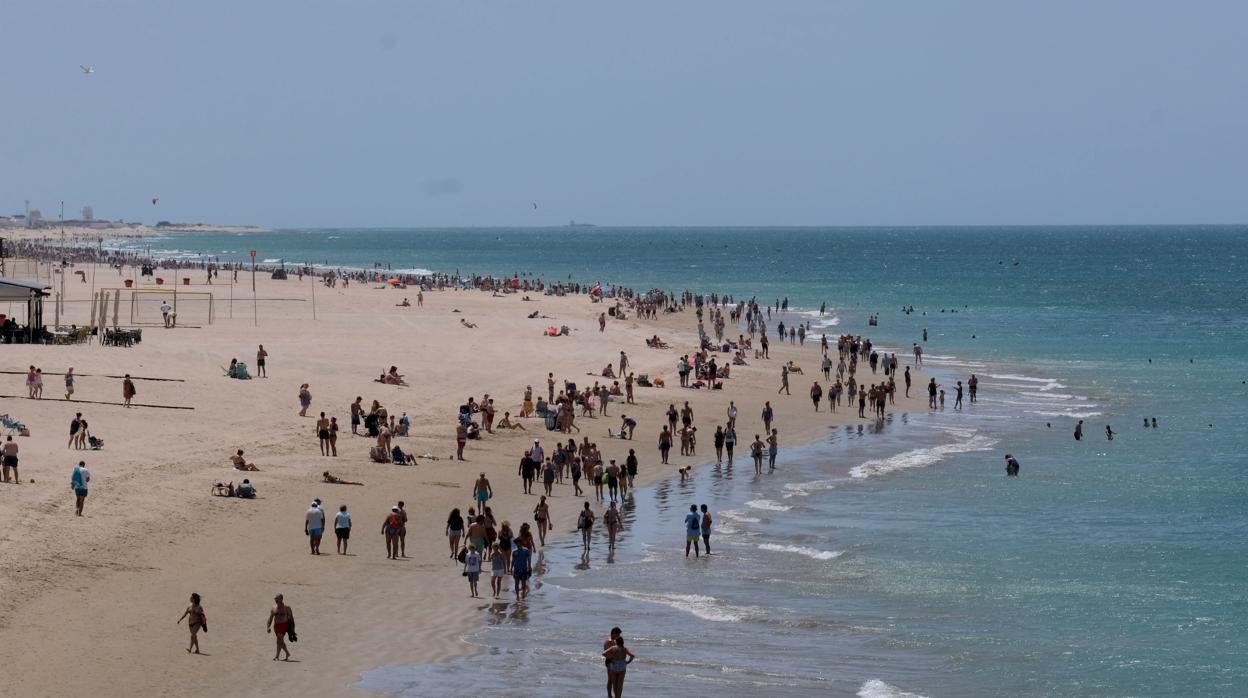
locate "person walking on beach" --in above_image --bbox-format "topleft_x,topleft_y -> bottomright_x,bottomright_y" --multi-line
298,384 -> 311,417
810,381 -> 823,411
767,429 -> 779,471
778,365 -> 790,395
603,635 -> 636,698
955,381 -> 964,410
122,374 -> 136,408
700,503 -> 713,555
446,508 -> 464,558
604,500 -> 621,550
316,412 -> 331,455
684,504 -> 702,557
578,501 -> 596,550
266,594 -> 294,661
334,505 -> 352,554
619,351 -> 628,378
762,402 -> 774,432
727,401 -> 738,430
397,501 -> 409,557
724,427 -> 737,466
176,593 -> 206,654
904,366 -> 911,397
71,460 -> 90,515
658,426 -> 672,465
2,436 -> 18,484
305,501 -> 325,555
1075,420 -> 1084,441
534,496 -> 551,546
750,435 -> 765,474
256,344 -> 268,378
69,412 -> 82,449
927,378 -> 938,409
473,472 -> 493,510
64,367 -> 75,401
464,544 -> 483,597
713,426 -> 725,465
160,300 -> 172,327
512,540 -> 532,599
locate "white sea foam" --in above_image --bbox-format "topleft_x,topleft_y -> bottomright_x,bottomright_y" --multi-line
262,257 -> 283,263
1027,410 -> 1103,419
578,588 -> 754,622
782,479 -> 838,498
858,679 -> 928,698
758,543 -> 843,561
987,374 -> 1056,383
1019,391 -> 1085,401
849,433 -> 998,478
746,499 -> 792,512
718,509 -> 761,523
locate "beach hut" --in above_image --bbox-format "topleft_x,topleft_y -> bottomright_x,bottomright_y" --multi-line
0,277 -> 51,342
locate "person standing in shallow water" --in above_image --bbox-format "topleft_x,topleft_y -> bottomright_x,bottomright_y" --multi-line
684,504 -> 701,557
1005,453 -> 1020,477
1074,419 -> 1084,441
602,635 -> 636,698
700,504 -> 713,554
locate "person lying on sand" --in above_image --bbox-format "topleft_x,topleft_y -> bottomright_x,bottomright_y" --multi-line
461,319 -> 478,329
323,471 -> 364,485
231,449 -> 259,471
786,361 -> 804,374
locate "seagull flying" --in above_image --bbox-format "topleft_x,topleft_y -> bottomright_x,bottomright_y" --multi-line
532,202 -> 538,209
80,65 -> 94,74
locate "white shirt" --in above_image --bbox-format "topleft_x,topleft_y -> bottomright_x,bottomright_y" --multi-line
530,444 -> 544,462
160,303 -> 171,314
335,511 -> 351,529
306,506 -> 325,529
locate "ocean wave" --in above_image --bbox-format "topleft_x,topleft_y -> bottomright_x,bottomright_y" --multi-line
849,433 -> 998,479
1019,391 -> 1084,400
262,258 -> 283,263
746,499 -> 792,512
782,479 -> 838,497
577,588 -> 756,622
859,679 -> 928,698
718,509 -> 761,523
758,543 -> 843,561
1027,410 -> 1103,418
987,374 -> 1056,383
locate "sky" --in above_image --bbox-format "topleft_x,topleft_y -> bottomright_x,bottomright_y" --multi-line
2,1 -> 1247,228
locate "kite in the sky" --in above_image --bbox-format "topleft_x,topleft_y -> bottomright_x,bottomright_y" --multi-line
152,197 -> 159,205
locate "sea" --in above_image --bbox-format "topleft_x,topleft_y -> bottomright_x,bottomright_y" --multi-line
121,227 -> 1248,697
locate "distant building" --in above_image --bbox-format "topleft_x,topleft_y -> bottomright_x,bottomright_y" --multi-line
82,206 -> 94,221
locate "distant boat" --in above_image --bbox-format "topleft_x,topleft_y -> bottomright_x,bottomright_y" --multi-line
567,220 -> 596,228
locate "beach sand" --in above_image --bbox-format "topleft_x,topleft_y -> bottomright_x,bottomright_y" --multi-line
0,255 -> 932,696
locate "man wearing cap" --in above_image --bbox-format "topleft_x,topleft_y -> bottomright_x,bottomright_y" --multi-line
530,440 -> 544,463
305,501 -> 326,555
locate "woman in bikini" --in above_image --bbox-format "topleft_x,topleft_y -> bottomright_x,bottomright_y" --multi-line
602,636 -> 636,698
533,496 -> 550,546
176,592 -> 206,654
328,416 -> 339,456
446,508 -> 464,559
298,384 -> 312,417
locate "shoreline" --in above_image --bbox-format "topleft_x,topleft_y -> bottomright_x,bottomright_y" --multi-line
0,250 -> 937,697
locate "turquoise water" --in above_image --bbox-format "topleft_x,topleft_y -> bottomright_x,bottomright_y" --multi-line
130,228 -> 1248,696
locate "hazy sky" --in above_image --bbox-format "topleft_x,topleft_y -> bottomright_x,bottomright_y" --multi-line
3,1 -> 1247,227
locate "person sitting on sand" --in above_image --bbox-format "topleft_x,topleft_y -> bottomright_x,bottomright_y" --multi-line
323,471 -> 364,485
786,360 -> 804,374
395,412 -> 411,436
396,298 -> 411,307
497,412 -> 526,431
237,479 -> 256,498
391,445 -> 417,465
601,364 -> 616,379
385,366 -> 407,385
231,449 -> 259,471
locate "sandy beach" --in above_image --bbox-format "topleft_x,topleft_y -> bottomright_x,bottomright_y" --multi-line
0,249 -> 932,697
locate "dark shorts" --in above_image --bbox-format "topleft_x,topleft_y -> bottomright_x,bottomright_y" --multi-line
257,359 -> 266,366
318,429 -> 330,439
75,488 -> 88,498
335,527 -> 350,540
2,455 -> 16,467
351,414 -> 360,426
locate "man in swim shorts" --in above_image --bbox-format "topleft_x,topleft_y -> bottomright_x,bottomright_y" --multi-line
304,501 -> 325,555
